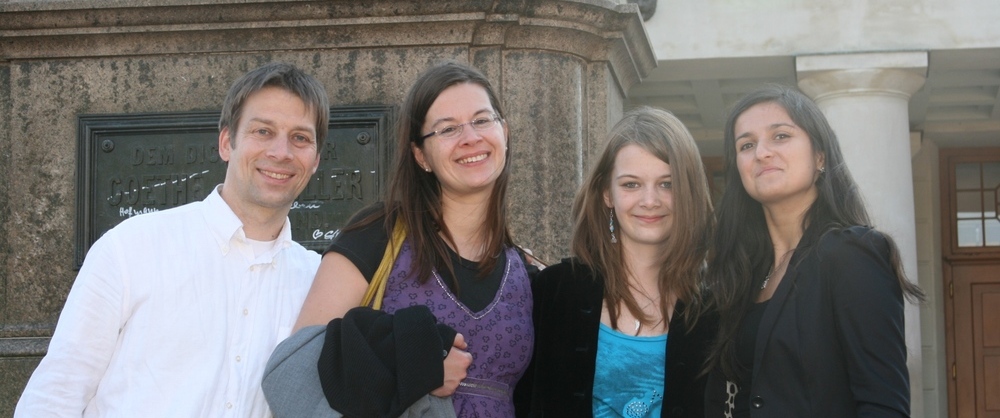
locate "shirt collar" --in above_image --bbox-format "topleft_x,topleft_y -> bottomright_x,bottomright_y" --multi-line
203,185 -> 294,256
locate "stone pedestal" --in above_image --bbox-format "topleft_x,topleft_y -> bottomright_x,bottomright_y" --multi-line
0,1 -> 655,413
797,51 -> 927,417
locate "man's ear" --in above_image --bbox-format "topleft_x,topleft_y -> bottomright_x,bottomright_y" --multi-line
310,148 -> 320,175
219,127 -> 232,162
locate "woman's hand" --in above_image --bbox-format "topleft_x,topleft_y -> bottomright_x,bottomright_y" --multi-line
431,333 -> 472,396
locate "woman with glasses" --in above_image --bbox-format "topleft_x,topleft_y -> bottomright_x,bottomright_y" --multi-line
515,107 -> 717,418
293,61 -> 535,418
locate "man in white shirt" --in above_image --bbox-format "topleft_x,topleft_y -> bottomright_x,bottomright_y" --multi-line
15,62 -> 329,417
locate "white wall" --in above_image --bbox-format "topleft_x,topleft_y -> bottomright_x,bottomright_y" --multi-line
645,0 -> 1000,60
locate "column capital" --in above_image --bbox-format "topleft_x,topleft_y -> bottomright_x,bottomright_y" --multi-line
796,51 -> 928,101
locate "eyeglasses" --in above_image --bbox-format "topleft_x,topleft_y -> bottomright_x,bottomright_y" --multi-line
420,115 -> 502,141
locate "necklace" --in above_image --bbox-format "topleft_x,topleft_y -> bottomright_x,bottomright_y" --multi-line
761,250 -> 794,290
631,283 -> 662,335
634,316 -> 665,334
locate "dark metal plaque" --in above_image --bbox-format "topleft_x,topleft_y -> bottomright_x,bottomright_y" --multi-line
75,106 -> 392,269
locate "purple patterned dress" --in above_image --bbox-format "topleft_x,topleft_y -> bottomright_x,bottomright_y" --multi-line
380,239 -> 534,418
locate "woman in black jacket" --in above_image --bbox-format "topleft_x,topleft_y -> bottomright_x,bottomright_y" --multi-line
516,107 -> 717,418
703,84 -> 924,417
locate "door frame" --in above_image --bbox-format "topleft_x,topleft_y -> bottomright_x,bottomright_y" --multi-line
939,147 -> 1000,417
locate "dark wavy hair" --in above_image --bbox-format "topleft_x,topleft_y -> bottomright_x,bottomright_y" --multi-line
218,62 -> 330,152
705,84 -> 924,380
350,61 -> 513,287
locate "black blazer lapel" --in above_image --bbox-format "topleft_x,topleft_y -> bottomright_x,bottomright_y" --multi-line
751,252 -> 802,381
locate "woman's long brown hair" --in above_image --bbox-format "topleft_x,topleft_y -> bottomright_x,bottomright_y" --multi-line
572,106 -> 714,331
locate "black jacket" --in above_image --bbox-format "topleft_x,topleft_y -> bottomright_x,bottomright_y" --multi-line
515,259 -> 718,418
318,306 -> 456,418
704,226 -> 911,417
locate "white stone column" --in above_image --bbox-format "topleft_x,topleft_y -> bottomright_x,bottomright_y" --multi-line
797,51 -> 928,418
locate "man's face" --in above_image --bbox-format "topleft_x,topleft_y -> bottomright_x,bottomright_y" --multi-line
218,86 -> 320,218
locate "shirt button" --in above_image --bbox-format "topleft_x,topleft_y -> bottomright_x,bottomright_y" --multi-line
243,309 -> 249,316
226,402 -> 233,409
751,395 -> 764,409
235,356 -> 241,362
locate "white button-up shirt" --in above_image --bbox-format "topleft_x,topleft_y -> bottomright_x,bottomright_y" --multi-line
15,187 -> 320,418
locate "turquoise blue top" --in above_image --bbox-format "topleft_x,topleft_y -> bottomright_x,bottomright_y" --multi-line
592,323 -> 667,418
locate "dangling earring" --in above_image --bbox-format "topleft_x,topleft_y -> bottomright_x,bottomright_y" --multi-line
609,208 -> 617,244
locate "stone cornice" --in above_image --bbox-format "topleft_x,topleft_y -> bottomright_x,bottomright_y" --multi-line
1,0 -> 655,94
796,51 -> 928,100
798,68 -> 927,102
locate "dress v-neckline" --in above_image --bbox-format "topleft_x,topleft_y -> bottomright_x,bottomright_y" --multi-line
431,249 -> 513,320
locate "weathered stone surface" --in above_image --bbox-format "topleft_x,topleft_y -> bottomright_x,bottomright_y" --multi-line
1,65 -> 11,325
0,356 -> 42,417
0,0 -> 654,412
504,50 -> 587,260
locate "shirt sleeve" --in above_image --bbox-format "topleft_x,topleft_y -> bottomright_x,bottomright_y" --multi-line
323,203 -> 390,283
821,227 -> 910,418
14,231 -> 128,417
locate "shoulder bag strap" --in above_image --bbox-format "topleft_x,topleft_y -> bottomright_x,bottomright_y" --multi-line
360,220 -> 407,310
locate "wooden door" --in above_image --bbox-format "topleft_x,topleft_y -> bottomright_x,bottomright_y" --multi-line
941,148 -> 1000,417
950,263 -> 1000,417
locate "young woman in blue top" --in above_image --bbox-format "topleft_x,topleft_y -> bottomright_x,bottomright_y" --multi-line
516,107 -> 717,418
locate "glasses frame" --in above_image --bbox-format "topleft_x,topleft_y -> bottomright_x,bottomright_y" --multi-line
419,114 -> 503,141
